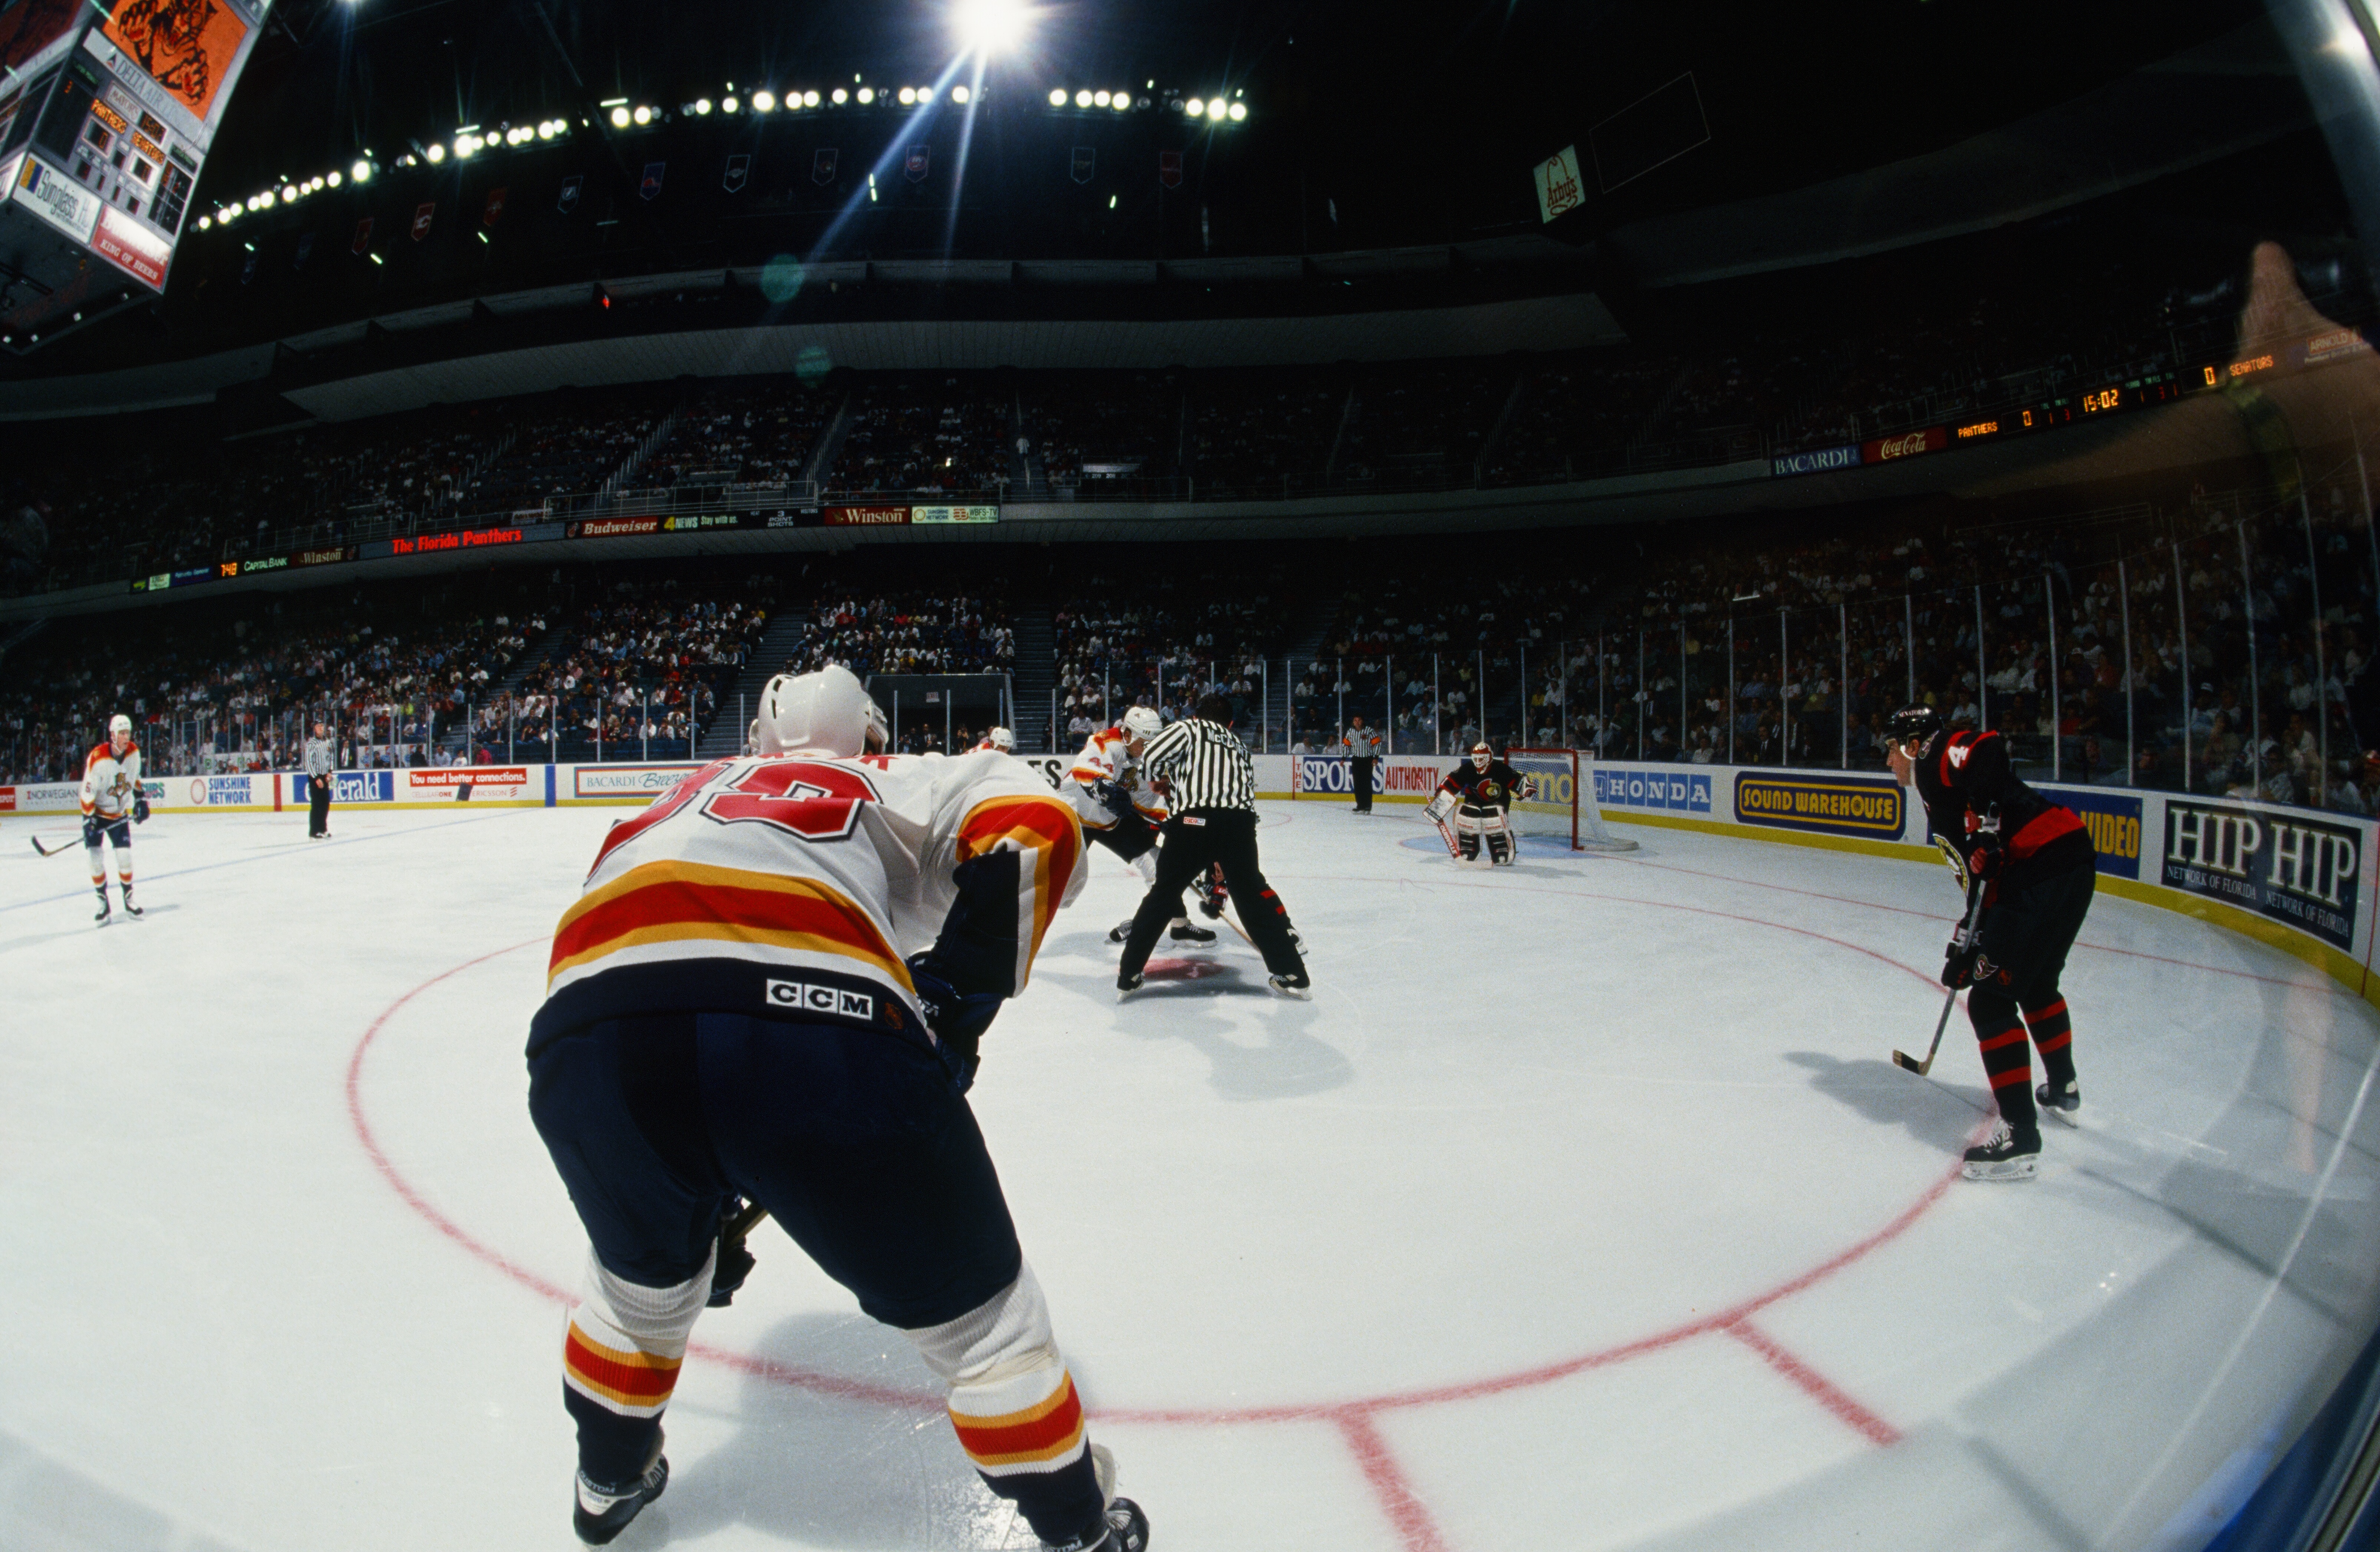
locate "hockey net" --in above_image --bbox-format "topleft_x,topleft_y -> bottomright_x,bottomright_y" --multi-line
1506,748 -> 1638,852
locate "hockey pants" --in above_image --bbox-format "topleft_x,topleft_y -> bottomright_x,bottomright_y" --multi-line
83,816 -> 131,891
526,1012 -> 1107,1544
1119,809 -> 1303,978
1966,866 -> 2093,1129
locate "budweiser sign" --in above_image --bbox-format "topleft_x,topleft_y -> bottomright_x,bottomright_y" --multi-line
572,516 -> 663,538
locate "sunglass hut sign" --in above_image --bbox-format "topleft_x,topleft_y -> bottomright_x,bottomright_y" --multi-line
2163,800 -> 2361,953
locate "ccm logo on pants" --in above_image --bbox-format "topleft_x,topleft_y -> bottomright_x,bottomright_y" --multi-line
765,980 -> 877,1020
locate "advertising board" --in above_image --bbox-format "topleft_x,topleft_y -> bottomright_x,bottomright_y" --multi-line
2036,786 -> 2146,881
2161,799 -> 2360,953
1734,772 -> 1906,840
573,763 -> 705,800
292,770 -> 395,804
1594,766 -> 1714,815
406,767 -> 536,802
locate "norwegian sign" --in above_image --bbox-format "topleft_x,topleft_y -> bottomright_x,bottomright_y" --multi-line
2162,800 -> 2360,953
1734,772 -> 1905,841
1533,143 -> 1583,223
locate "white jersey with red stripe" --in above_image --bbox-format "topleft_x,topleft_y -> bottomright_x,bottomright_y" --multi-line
80,742 -> 142,821
1061,724 -> 1166,829
531,750 -> 1084,1053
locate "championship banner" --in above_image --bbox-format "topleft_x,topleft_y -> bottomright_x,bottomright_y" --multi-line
723,153 -> 749,193
1071,147 -> 1095,184
905,144 -> 929,183
813,148 -> 837,185
558,175 -> 582,214
1734,772 -> 1905,840
352,217 -> 373,254
1158,149 -> 1182,189
411,201 -> 434,241
2161,799 -> 2360,953
482,186 -> 506,227
640,162 -> 665,200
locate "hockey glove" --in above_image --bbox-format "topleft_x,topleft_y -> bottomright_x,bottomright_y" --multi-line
1940,946 -> 1981,990
1192,864 -> 1228,920
132,795 -> 150,824
1091,778 -> 1130,816
906,951 -> 1004,1094
1965,830 -> 2004,882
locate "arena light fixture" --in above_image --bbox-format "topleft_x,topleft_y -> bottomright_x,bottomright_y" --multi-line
1048,88 -> 1066,106
327,170 -> 342,187
196,214 -> 210,230
1074,89 -> 1092,108
722,95 -> 738,112
950,83 -> 971,104
609,106 -> 630,127
1184,97 -> 1204,117
832,86 -> 849,104
917,85 -> 934,103
537,120 -> 557,138
1111,91 -> 1130,111
694,98 -> 712,115
951,0 -> 1031,55
426,142 -> 445,161
1228,101 -> 1247,121
856,86 -> 875,104
280,185 -> 298,202
752,90 -> 776,112
633,105 -> 652,124
1092,90 -> 1109,107
807,89 -> 823,106
899,85 -> 917,105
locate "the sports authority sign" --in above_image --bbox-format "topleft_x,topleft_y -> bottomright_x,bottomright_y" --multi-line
1534,144 -> 1583,223
2162,799 -> 2360,953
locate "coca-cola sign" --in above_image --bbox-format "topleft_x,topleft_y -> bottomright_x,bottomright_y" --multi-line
1861,425 -> 1949,463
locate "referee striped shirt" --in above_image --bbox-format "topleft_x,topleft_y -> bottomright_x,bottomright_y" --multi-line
1139,716 -> 1257,813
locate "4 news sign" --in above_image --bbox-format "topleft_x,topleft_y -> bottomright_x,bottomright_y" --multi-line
2162,800 -> 2360,953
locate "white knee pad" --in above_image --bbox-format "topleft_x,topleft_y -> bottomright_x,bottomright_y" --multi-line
1131,850 -> 1159,886
907,1260 -> 1087,1480
562,1244 -> 714,1420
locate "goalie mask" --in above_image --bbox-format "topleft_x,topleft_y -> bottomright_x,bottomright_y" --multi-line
751,665 -> 887,757
1470,742 -> 1492,771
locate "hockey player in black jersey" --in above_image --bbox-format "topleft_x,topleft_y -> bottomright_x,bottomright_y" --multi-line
1885,706 -> 2095,1181
1425,743 -> 1527,865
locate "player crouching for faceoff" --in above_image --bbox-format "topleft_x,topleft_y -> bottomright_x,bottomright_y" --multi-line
525,666 -> 1147,1551
1425,743 -> 1525,866
1063,704 -> 1221,946
1885,705 -> 2093,1181
81,713 -> 148,923
975,725 -> 1017,753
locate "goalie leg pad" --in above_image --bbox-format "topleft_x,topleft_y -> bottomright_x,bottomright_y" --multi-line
908,1260 -> 1106,1545
1453,808 -> 1485,861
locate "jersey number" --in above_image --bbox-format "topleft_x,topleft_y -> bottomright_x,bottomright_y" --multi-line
702,759 -> 881,842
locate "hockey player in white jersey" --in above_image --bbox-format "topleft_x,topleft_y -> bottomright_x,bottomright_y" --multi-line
1064,706 -> 1218,945
79,714 -> 148,922
526,665 -> 1146,1551
975,726 -> 1017,753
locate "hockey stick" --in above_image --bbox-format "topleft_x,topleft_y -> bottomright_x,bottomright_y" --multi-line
1894,879 -> 1988,1076
29,829 -> 83,858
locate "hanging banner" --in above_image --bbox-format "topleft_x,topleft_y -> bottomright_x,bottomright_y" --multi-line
1071,146 -> 1095,183
351,216 -> 373,254
410,201 -> 434,240
1158,149 -> 1182,189
723,153 -> 749,193
557,175 -> 582,214
640,162 -> 665,200
905,144 -> 929,183
1534,142 -> 1583,223
812,148 -> 837,185
482,186 -> 506,226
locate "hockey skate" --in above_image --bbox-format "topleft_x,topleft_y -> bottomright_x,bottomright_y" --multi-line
2035,1079 -> 2080,1117
1107,919 -> 1135,944
1116,972 -> 1145,1002
572,1438 -> 668,1546
92,886 -> 111,925
1267,969 -> 1312,1000
120,885 -> 142,918
1962,1122 -> 2041,1181
1167,919 -> 1215,945
1045,1493 -> 1149,1552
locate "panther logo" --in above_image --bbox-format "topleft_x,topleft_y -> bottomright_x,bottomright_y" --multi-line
109,0 -> 219,112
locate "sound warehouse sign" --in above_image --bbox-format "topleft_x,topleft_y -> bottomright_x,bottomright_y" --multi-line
1734,773 -> 1905,840
2163,800 -> 2360,953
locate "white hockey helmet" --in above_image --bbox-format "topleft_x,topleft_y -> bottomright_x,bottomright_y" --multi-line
109,714 -> 132,738
751,665 -> 887,757
1122,706 -> 1163,741
1470,741 -> 1492,769
986,726 -> 1015,752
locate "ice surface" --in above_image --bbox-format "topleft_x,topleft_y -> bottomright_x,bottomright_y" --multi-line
1,800 -> 2373,1551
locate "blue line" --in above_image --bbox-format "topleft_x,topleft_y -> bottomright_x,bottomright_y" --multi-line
1,809 -> 529,914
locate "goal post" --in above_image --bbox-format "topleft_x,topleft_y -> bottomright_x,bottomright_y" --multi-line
1506,747 -> 1639,852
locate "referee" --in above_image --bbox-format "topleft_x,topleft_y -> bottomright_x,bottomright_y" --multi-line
1118,694 -> 1310,998
303,720 -> 336,839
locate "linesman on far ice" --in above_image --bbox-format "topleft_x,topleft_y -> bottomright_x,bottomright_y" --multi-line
80,714 -> 147,923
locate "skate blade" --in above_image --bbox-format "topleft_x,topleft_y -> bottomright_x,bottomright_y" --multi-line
1267,981 -> 1312,1001
1962,1157 -> 2039,1182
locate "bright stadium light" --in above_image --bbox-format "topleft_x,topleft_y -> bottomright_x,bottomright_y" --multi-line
1228,101 -> 1247,121
328,170 -> 342,187
951,83 -> 971,104
1111,90 -> 1130,111
426,142 -> 445,161
1074,89 -> 1091,107
917,85 -> 933,103
832,87 -> 848,103
694,98 -> 712,115
857,86 -> 875,103
633,104 -> 653,124
722,95 -> 738,112
1092,90 -> 1109,106
1184,97 -> 1205,117
899,86 -> 917,105
610,106 -> 630,126
538,120 -> 557,138
951,0 -> 1030,55
752,90 -> 775,112
1048,88 -> 1065,106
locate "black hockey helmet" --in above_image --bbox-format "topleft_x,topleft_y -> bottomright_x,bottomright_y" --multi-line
1885,704 -> 1943,750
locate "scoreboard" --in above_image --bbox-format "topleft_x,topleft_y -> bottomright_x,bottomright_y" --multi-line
0,0 -> 264,347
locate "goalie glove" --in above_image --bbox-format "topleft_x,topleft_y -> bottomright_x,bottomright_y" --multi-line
905,950 -> 1003,1094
